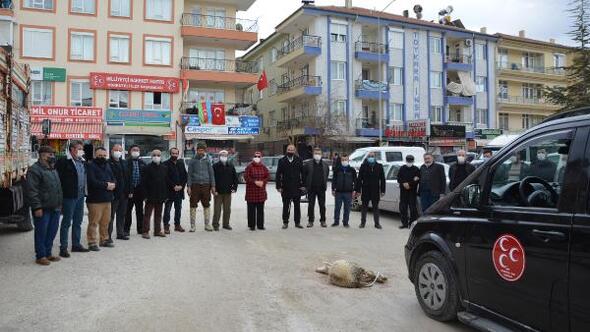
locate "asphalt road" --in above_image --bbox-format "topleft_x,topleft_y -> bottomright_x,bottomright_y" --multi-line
0,186 -> 472,332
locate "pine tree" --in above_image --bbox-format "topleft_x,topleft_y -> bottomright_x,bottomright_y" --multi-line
545,0 -> 590,110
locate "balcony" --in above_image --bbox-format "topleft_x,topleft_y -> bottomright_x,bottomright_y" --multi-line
275,35 -> 321,68
355,42 -> 388,63
444,55 -> 473,72
445,95 -> 473,106
355,79 -> 389,100
497,95 -> 561,110
180,57 -> 258,87
355,117 -> 381,137
496,62 -> 566,79
275,75 -> 322,102
276,116 -> 321,135
182,102 -> 255,117
0,0 -> 13,17
181,13 -> 258,50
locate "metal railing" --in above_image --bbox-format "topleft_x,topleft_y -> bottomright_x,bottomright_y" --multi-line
497,95 -> 553,105
182,102 -> 255,116
276,75 -> 322,94
355,79 -> 388,91
180,57 -> 258,73
445,55 -> 472,64
277,35 -> 321,59
181,13 -> 258,32
355,41 -> 387,54
355,117 -> 377,129
496,62 -> 566,75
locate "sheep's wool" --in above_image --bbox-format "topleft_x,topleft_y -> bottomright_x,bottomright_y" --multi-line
316,260 -> 387,288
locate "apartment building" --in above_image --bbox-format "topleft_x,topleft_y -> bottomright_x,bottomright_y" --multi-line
495,31 -> 571,133
0,0 -> 258,157
243,4 -> 498,154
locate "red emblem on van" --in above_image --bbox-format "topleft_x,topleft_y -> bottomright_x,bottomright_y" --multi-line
492,234 -> 526,282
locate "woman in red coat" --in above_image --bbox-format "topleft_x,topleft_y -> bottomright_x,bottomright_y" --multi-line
244,151 -> 270,231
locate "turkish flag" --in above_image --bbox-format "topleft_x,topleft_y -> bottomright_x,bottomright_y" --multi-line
212,104 -> 226,125
257,70 -> 268,91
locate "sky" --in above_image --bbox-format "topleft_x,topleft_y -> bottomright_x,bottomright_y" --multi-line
239,0 -> 574,53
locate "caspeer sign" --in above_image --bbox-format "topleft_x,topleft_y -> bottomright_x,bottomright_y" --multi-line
492,234 -> 526,282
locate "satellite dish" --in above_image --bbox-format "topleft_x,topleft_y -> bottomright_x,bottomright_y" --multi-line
413,5 -> 423,19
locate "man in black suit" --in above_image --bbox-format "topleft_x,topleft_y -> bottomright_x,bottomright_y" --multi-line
276,144 -> 305,229
163,147 -> 188,234
124,145 -> 146,236
397,155 -> 420,229
419,153 -> 447,213
354,151 -> 386,229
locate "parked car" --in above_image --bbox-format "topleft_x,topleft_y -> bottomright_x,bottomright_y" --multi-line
349,146 -> 426,170
442,152 -> 477,165
235,155 -> 283,183
471,134 -> 519,168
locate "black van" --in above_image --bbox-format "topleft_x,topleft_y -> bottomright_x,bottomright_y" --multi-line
405,110 -> 590,332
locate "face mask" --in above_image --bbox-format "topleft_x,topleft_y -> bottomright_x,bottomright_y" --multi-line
112,151 -> 122,159
367,157 -> 375,164
537,153 -> 546,161
131,151 -> 140,159
253,157 -> 261,163
220,156 -> 228,163
95,157 -> 106,164
457,156 -> 466,164
406,162 -> 414,167
313,154 -> 322,161
170,156 -> 178,162
76,149 -> 85,158
341,161 -> 349,167
152,156 -> 161,164
287,152 -> 294,157
46,156 -> 56,166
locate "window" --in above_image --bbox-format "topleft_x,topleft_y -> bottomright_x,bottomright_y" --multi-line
70,31 -> 95,61
388,67 -> 403,85
71,0 -> 96,14
145,0 -> 172,21
430,106 -> 443,123
22,27 -> 53,59
390,31 -> 403,49
331,61 -> 346,80
109,90 -> 129,109
110,0 -> 131,17
429,37 -> 442,54
476,76 -> 487,92
330,23 -> 347,43
389,103 -> 403,122
499,113 -> 509,130
188,48 -> 225,70
498,49 -> 508,68
144,92 -> 170,110
522,52 -> 540,70
498,80 -> 508,99
475,108 -> 487,126
109,34 -> 130,63
332,100 -> 346,117
553,53 -> 565,68
430,71 -> 442,88
386,152 -> 403,162
205,8 -> 226,29
31,81 -> 52,106
24,0 -> 54,10
187,89 -> 224,104
489,131 -> 572,208
271,48 -> 278,63
475,43 -> 487,60
521,114 -> 543,129
522,83 -> 543,100
145,36 -> 172,65
70,80 -> 92,106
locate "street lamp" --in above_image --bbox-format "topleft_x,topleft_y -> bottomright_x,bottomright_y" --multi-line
377,0 -> 397,145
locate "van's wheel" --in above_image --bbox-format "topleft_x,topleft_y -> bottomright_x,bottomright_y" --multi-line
413,251 -> 460,322
16,208 -> 33,232
351,196 -> 361,211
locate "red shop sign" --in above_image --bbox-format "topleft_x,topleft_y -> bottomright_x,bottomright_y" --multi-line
90,72 -> 180,93
31,106 -> 103,124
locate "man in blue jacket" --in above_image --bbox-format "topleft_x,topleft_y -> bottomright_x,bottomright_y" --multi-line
86,147 -> 116,251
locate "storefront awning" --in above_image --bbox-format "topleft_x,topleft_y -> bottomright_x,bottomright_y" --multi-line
184,133 -> 254,141
31,122 -> 103,140
105,125 -> 171,136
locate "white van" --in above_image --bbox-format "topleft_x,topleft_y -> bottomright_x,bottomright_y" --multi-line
348,146 -> 426,170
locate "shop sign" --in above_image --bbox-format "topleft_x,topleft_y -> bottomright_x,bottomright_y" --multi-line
475,128 -> 503,139
185,126 -> 230,135
106,109 -> 171,127
30,67 -> 66,82
90,72 -> 180,93
228,127 -> 260,135
182,114 -> 260,136
429,138 -> 466,146
430,124 -> 466,139
31,106 -> 103,123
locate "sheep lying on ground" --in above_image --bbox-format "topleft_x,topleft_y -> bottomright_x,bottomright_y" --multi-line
316,260 -> 387,288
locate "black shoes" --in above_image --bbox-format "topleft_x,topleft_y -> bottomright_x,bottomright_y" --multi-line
100,241 -> 114,248
282,224 -> 288,229
359,223 -> 366,229
307,222 -> 313,228
331,223 -> 339,227
375,224 -> 382,229
116,235 -> 130,240
88,245 -> 100,252
399,224 -> 408,229
71,246 -> 90,253
258,227 -> 266,230
320,222 -> 327,228
223,225 -> 233,230
295,224 -> 303,229
59,249 -> 70,258
249,227 -> 255,231
343,224 -> 350,228
214,227 -> 220,231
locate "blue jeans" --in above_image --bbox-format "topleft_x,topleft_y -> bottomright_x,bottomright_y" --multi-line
334,192 -> 352,225
60,196 -> 85,250
419,190 -> 440,213
34,209 -> 61,260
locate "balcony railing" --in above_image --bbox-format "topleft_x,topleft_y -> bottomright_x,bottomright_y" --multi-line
355,41 -> 387,54
278,35 -> 321,58
182,102 -> 255,117
355,117 -> 378,129
497,95 -> 554,105
496,62 -> 566,75
355,79 -> 388,92
445,55 -> 472,64
276,75 -> 322,94
180,57 -> 258,73
181,13 -> 258,32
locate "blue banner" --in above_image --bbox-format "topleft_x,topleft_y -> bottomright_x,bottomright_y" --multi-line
240,116 -> 260,128
228,127 -> 260,135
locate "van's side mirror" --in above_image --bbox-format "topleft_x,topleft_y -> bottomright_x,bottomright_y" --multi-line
461,184 -> 481,208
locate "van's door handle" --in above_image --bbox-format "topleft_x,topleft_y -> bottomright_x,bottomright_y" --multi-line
532,229 -> 567,242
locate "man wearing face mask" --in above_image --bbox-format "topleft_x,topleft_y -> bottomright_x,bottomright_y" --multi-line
142,149 -> 168,239
418,153 -> 447,213
108,144 -> 128,241
276,144 -> 305,229
397,155 -> 420,229
55,140 -> 89,258
331,154 -> 357,228
125,145 -> 146,236
212,150 -> 238,231
529,148 -> 557,182
449,150 -> 475,191
27,146 -> 63,265
303,147 -> 330,228
187,142 -> 216,232
86,147 -> 116,251
354,151 -> 386,229
163,147 -> 188,234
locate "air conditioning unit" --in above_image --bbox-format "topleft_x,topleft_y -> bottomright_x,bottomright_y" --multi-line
464,40 -> 472,47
